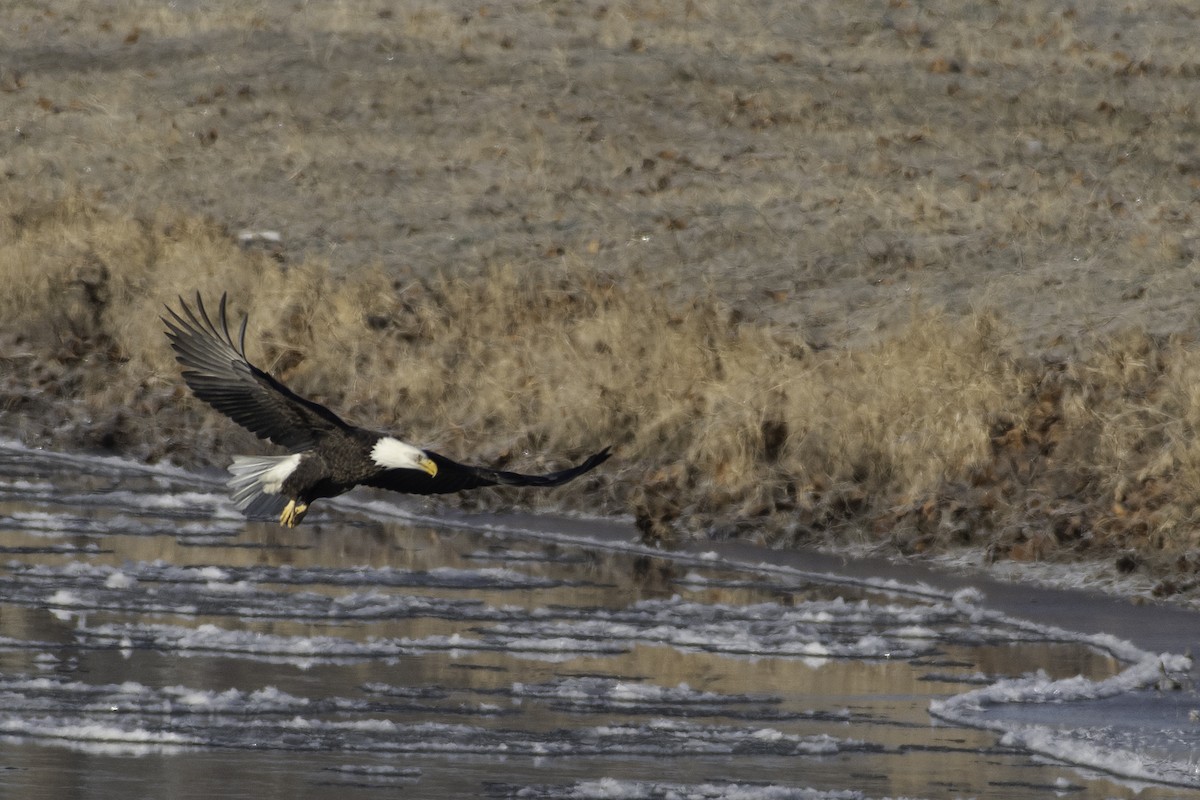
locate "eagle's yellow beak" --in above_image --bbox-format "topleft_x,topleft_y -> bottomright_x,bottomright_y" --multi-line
419,456 -> 438,478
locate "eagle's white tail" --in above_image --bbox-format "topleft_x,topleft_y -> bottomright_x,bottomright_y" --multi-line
227,454 -> 301,519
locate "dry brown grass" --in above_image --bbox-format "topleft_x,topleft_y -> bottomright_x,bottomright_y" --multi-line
8,193 -> 1200,592
7,1 -> 1200,590
6,1 -> 1200,350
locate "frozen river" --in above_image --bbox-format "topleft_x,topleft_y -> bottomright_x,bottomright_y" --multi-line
0,442 -> 1198,798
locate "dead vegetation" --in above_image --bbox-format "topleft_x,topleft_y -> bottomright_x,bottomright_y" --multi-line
6,195 -> 1200,592
6,1 -> 1200,592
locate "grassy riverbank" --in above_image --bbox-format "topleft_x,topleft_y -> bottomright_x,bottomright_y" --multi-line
5,194 -> 1200,594
4,1 -> 1200,593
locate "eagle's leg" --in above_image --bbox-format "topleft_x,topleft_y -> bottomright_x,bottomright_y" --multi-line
280,499 -> 309,528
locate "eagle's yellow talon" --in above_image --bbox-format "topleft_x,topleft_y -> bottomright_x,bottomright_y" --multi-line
280,500 -> 308,528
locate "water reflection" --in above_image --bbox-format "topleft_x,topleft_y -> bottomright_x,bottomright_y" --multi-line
0,444 -> 1191,799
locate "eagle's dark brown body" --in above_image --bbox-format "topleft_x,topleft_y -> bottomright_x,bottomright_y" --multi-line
283,430 -> 380,500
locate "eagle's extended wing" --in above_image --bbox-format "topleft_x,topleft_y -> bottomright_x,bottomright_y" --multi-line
163,293 -> 351,450
363,447 -> 612,495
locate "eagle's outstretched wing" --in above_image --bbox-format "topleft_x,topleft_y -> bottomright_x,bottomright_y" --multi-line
363,447 -> 613,495
163,293 -> 351,450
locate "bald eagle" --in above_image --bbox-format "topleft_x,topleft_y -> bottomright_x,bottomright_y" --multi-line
163,294 -> 611,527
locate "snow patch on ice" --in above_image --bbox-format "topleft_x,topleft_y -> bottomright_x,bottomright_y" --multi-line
492,779 -> 876,799
103,571 -> 136,590
932,651 -> 1197,787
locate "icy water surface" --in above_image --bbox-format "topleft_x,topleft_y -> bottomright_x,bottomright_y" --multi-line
0,443 -> 1198,799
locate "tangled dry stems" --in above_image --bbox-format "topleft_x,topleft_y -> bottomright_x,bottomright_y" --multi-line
5,195 -> 1200,589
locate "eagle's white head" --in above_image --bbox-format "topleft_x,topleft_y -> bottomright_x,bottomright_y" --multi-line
371,436 -> 438,476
